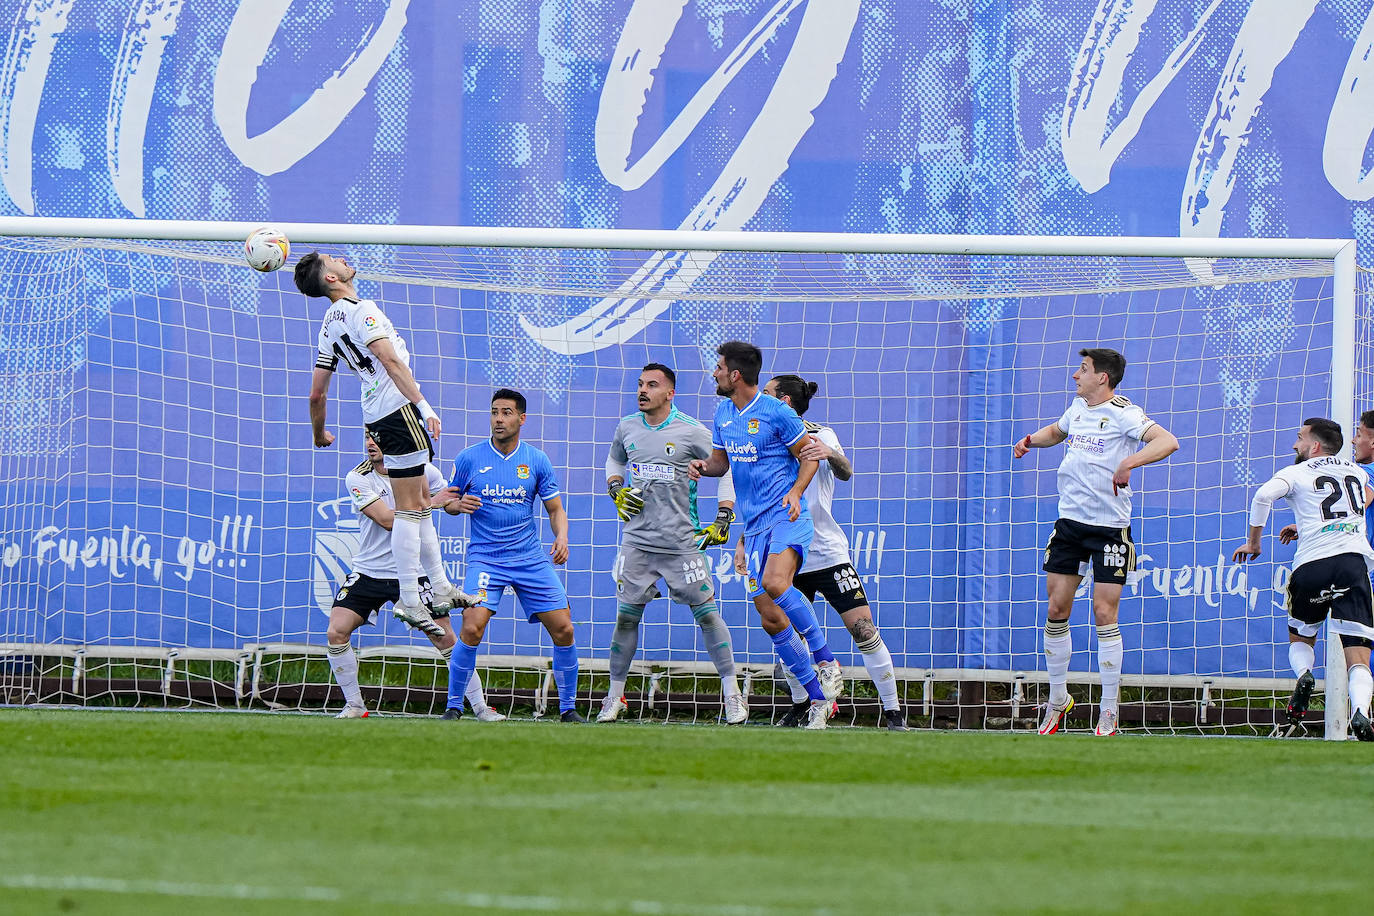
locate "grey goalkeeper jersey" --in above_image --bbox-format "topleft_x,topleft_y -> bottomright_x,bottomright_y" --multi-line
609,407 -> 729,554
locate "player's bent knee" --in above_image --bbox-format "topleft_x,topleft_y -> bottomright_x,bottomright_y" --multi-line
760,574 -> 791,598
542,613 -> 575,646
755,605 -> 788,632
849,616 -> 877,643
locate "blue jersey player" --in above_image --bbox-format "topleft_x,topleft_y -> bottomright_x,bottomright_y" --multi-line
440,389 -> 584,722
689,341 -> 841,729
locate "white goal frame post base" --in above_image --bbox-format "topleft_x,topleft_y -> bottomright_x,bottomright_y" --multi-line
0,217 -> 1356,739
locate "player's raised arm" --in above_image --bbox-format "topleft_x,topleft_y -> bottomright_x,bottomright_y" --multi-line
1233,475 -> 1291,562
688,447 -> 730,479
1113,423 -> 1181,492
1013,422 -> 1068,458
799,430 -> 852,480
308,366 -> 335,448
366,336 -> 440,438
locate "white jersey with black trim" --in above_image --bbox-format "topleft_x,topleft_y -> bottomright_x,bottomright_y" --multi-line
1256,456 -> 1374,569
799,423 -> 854,574
315,297 -> 412,423
346,462 -> 447,578
1054,395 -> 1156,529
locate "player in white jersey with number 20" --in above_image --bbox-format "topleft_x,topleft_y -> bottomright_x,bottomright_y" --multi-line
1232,418 -> 1374,741
1014,348 -> 1179,737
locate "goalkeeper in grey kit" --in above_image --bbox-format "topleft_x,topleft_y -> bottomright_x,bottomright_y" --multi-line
598,363 -> 749,725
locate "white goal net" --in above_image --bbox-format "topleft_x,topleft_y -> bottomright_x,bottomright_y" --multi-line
0,220 -> 1359,737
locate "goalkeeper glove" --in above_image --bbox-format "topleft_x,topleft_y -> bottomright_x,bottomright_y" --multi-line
695,506 -> 735,550
608,482 -> 645,522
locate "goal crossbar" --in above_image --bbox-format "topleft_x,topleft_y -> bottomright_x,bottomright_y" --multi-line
0,216 -> 1352,260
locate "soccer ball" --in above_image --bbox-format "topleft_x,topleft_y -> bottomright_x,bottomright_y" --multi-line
244,226 -> 290,272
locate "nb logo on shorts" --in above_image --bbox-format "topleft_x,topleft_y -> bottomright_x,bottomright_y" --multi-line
681,556 -> 708,585
833,569 -> 863,594
1101,543 -> 1129,569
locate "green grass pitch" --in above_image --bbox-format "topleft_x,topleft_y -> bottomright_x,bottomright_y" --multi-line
1,709 -> 1369,915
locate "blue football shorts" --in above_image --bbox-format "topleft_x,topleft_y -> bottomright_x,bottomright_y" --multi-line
463,556 -> 569,620
742,516 -> 814,599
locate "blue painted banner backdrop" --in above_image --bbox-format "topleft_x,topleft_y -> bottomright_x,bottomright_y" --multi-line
0,1 -> 1368,678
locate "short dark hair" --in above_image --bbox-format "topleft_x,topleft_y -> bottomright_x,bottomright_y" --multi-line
293,251 -> 328,298
769,374 -> 819,415
717,341 -> 762,386
492,388 -> 527,413
1079,347 -> 1126,389
1304,417 -> 1343,455
641,362 -> 676,388
1360,409 -> 1374,431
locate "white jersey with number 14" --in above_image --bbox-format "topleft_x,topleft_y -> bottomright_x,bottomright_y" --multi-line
315,297 -> 412,423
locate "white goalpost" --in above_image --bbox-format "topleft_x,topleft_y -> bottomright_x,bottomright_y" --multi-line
0,217 -> 1358,739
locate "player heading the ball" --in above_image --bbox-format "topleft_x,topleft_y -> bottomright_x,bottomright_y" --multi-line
442,389 -> 584,723
296,251 -> 475,639
1231,418 -> 1374,741
1014,348 -> 1179,737
597,363 -> 747,725
325,434 -> 502,721
689,341 -> 841,730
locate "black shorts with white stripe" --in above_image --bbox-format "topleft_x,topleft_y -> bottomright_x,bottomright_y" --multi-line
364,403 -> 433,477
1285,552 -> 1374,643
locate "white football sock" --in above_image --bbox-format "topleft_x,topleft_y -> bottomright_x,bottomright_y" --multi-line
326,642 -> 364,708
1096,623 -> 1123,713
391,510 -> 423,606
416,507 -> 453,591
1349,663 -> 1373,718
607,677 -> 627,701
782,664 -> 809,703
1288,641 -> 1315,678
856,631 -> 900,712
465,668 -> 489,714
1043,619 -> 1071,705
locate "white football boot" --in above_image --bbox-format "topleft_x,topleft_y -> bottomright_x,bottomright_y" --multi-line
597,695 -> 628,723
335,705 -> 368,719
817,660 -> 845,701
724,693 -> 749,725
803,698 -> 833,730
430,583 -> 480,614
393,601 -> 443,638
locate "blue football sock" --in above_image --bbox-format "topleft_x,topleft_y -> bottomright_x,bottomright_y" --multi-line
552,643 -> 580,713
446,640 -> 479,711
774,587 -> 835,664
771,625 -> 824,701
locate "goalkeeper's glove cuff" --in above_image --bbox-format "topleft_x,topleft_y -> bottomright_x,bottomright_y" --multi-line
695,506 -> 735,549
608,482 -> 645,521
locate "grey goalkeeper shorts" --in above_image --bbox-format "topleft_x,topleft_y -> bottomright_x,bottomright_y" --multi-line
613,544 -> 715,607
